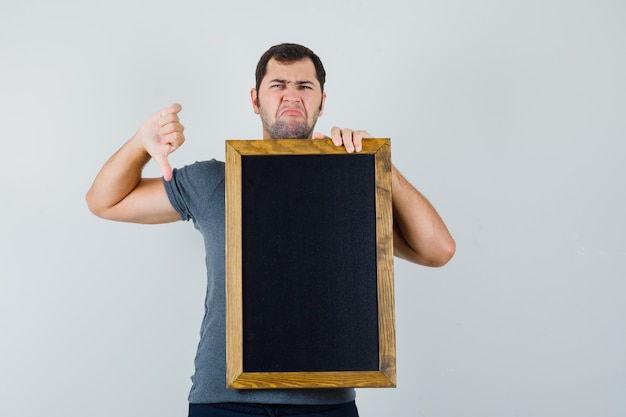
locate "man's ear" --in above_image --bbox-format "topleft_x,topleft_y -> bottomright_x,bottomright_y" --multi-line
251,88 -> 260,115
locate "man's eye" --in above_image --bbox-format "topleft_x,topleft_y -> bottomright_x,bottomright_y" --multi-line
299,85 -> 312,90
271,84 -> 285,89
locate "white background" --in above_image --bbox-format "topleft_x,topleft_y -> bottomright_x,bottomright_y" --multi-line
1,1 -> 625,416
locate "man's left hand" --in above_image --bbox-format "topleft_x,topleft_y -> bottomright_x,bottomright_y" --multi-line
314,126 -> 372,153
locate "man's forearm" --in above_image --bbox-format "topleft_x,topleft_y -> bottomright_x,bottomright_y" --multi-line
85,134 -> 151,218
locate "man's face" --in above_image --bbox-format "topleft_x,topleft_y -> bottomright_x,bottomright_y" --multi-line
251,58 -> 326,139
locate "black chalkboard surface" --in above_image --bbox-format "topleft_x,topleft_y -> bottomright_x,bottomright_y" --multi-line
225,139 -> 395,389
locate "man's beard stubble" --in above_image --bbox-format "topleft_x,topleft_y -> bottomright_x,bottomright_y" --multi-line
259,105 -> 321,140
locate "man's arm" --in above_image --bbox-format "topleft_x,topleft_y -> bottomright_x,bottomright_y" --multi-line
390,165 -> 455,266
85,104 -> 185,224
317,127 -> 456,266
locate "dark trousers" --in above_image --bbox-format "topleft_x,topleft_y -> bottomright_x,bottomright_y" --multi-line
189,401 -> 359,417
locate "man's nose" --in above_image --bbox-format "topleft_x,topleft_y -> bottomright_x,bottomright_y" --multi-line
282,85 -> 301,102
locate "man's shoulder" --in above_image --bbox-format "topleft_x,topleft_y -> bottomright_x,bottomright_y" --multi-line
177,159 -> 225,177
167,159 -> 225,193
165,159 -> 225,218
188,158 -> 225,168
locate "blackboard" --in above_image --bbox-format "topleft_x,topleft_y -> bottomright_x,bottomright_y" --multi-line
225,139 -> 395,389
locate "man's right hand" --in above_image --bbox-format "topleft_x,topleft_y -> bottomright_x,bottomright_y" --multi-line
138,103 -> 185,181
86,104 -> 185,223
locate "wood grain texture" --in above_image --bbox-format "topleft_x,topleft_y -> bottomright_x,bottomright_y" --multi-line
228,371 -> 396,389
226,138 -> 388,155
374,142 -> 396,386
225,142 -> 243,387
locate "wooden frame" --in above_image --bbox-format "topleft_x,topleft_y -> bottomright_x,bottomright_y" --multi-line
225,139 -> 395,389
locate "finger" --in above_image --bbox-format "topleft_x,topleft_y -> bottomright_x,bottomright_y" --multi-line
159,113 -> 177,127
330,126 -> 343,147
160,120 -> 185,136
153,153 -> 173,181
341,128 -> 355,153
164,133 -> 185,153
159,113 -> 183,129
353,135 -> 362,153
352,130 -> 371,153
313,132 -> 330,140
159,104 -> 182,126
161,103 -> 182,117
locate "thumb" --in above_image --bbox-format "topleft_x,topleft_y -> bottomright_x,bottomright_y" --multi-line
313,132 -> 329,140
153,153 -> 173,181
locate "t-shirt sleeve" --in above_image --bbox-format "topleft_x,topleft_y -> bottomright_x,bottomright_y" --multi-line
162,159 -> 224,222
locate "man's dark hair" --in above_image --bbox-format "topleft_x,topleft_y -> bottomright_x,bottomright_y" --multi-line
255,43 -> 326,93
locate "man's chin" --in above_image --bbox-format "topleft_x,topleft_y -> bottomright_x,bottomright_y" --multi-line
269,121 -> 312,139
270,134 -> 310,140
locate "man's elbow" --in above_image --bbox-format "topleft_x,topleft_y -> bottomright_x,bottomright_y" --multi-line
395,236 -> 456,267
429,238 -> 456,267
85,191 -> 111,220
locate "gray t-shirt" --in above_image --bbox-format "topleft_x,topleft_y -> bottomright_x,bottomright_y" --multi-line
163,159 -> 356,405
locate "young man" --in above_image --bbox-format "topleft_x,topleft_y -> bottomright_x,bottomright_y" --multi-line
86,43 -> 455,417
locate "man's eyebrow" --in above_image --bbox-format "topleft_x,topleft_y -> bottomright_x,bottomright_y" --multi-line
267,79 -> 315,86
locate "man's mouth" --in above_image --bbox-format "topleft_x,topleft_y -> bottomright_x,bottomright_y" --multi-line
279,108 -> 305,117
